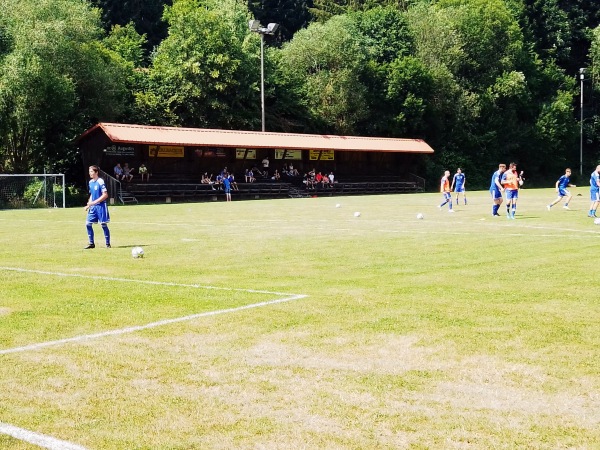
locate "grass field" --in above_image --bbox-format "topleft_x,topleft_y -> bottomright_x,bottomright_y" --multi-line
1,188 -> 599,449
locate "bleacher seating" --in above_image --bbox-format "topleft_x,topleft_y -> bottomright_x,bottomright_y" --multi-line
128,182 -> 292,202
125,175 -> 422,203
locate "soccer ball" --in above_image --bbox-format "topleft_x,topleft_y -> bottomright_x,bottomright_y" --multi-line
131,246 -> 144,258
594,218 -> 600,226
416,213 -> 424,220
335,203 -> 341,208
354,211 -> 361,217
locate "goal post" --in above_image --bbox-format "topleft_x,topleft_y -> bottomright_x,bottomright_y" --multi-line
0,174 -> 66,209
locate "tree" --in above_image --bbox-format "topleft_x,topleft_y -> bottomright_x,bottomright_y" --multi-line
135,0 -> 258,129
0,0 -> 130,174
279,14 -> 370,134
89,0 -> 172,57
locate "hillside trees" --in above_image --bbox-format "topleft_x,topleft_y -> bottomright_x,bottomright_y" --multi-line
0,0 -> 131,174
133,0 -> 260,129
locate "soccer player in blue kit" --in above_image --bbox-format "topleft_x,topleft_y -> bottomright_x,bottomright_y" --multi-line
547,168 -> 576,211
489,163 -> 506,216
451,168 -> 467,205
589,165 -> 600,218
84,165 -> 111,249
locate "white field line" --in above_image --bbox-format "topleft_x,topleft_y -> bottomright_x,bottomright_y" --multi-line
0,422 -> 87,450
0,267 -> 307,449
0,266 -> 307,356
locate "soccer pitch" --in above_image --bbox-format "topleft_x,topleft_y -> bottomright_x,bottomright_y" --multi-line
1,189 -> 599,449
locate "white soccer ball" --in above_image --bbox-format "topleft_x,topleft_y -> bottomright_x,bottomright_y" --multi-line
594,218 -> 600,226
131,246 -> 144,258
335,203 -> 341,208
416,213 -> 424,220
354,211 -> 361,217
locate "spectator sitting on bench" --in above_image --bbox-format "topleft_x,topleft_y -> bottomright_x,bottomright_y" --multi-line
289,164 -> 300,177
228,173 -> 239,190
113,163 -> 123,181
122,163 -> 134,182
315,171 -> 324,186
138,163 -> 150,182
201,172 -> 216,189
303,172 -> 315,189
271,169 -> 280,181
245,168 -> 255,183
215,173 -> 224,190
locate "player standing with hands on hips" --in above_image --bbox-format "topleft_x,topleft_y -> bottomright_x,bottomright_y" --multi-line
84,165 -> 111,249
451,168 -> 467,205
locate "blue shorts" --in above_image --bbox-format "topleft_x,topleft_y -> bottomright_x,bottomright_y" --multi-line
490,189 -> 502,200
454,186 -> 465,193
506,189 -> 519,200
558,188 -> 570,197
224,187 -> 231,193
87,203 -> 110,224
591,191 -> 600,202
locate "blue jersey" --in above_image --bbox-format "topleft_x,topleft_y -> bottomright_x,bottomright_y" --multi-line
590,171 -> 600,193
89,178 -> 107,202
490,170 -> 502,191
453,173 -> 465,188
557,175 -> 570,190
87,177 -> 109,223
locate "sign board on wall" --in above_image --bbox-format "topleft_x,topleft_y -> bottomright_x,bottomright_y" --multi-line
104,145 -> 135,157
149,145 -> 185,158
309,150 -> 334,161
235,149 -> 257,159
274,149 -> 302,160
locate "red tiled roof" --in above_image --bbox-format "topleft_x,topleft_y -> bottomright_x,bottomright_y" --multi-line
77,123 -> 434,153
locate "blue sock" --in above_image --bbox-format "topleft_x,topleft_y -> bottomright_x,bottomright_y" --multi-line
86,224 -> 94,244
101,224 -> 110,245
492,205 -> 498,215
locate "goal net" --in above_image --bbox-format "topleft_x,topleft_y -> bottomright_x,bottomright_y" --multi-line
0,174 -> 66,209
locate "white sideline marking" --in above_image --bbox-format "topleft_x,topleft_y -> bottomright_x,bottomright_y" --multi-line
0,294 -> 305,356
0,422 -> 87,450
0,268 -> 307,449
0,267 -> 306,356
0,267 -> 296,296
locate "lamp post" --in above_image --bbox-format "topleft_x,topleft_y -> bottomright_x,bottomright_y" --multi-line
249,20 -> 279,132
580,68 -> 587,176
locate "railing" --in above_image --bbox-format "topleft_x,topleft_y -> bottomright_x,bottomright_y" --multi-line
98,169 -> 122,204
407,173 -> 426,191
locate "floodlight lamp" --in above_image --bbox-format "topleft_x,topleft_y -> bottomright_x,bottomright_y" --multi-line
248,20 -> 261,31
579,67 -> 587,74
266,23 -> 279,34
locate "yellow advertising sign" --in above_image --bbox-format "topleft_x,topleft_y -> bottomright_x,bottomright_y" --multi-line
149,145 -> 185,158
275,149 -> 302,160
235,149 -> 257,159
309,150 -> 334,161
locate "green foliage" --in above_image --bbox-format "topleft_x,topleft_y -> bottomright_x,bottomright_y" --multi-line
89,0 -> 171,55
279,15 -> 371,133
0,0 -> 131,174
136,0 -> 257,129
104,23 -> 147,67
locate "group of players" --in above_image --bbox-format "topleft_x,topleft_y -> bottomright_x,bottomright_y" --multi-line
83,161 -> 600,249
439,163 -> 594,219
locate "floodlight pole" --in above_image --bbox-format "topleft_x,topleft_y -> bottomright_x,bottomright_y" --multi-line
580,68 -> 586,176
249,20 -> 279,132
260,32 -> 265,132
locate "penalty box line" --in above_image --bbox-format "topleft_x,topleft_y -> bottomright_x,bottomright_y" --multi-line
0,421 -> 87,450
0,267 -> 307,356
